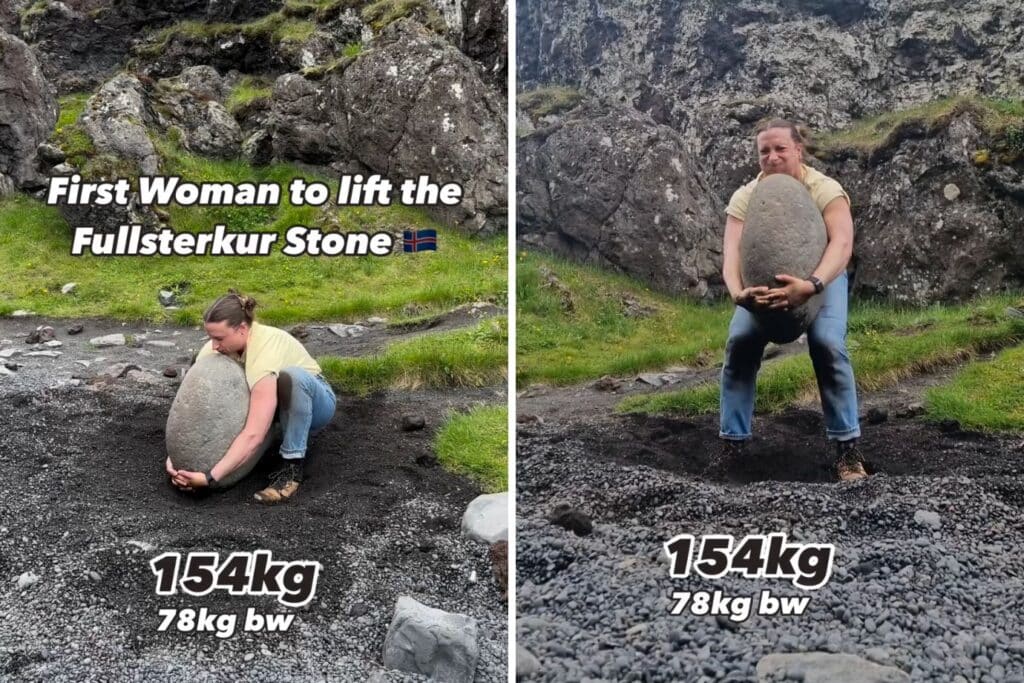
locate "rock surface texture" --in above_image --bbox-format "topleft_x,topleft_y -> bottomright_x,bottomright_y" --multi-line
165,354 -> 270,487
0,30 -> 57,189
518,101 -> 723,296
756,652 -> 912,683
271,19 -> 507,236
19,0 -> 207,94
383,595 -> 479,682
81,73 -> 160,175
834,113 -> 1024,303
741,174 -> 828,342
517,0 -> 1024,302
461,491 -> 509,543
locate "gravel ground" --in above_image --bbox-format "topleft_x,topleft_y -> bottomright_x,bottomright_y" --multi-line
0,316 -> 508,682
516,411 -> 1024,682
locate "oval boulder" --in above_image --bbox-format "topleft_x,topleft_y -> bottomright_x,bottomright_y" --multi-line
740,173 -> 828,343
165,354 -> 271,487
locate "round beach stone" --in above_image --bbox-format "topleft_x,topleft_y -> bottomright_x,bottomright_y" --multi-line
740,173 -> 829,343
165,354 -> 271,487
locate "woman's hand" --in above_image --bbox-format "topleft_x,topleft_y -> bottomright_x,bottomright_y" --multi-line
733,286 -> 770,311
758,274 -> 816,310
171,469 -> 209,492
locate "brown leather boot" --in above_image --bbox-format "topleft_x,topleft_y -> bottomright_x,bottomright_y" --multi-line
836,440 -> 868,482
254,460 -> 304,504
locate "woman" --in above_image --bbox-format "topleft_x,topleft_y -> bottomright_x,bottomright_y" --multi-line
710,118 -> 866,482
165,291 -> 338,503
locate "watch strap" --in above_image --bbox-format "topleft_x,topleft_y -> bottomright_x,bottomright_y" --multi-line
807,275 -> 824,294
204,470 -> 218,488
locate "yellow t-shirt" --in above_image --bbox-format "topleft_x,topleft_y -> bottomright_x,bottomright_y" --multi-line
725,165 -> 850,221
197,321 -> 322,389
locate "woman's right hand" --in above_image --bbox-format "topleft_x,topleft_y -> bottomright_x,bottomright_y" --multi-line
165,456 -> 177,479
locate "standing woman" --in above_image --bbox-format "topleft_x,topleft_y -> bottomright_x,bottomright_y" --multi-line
165,291 -> 337,503
709,119 -> 866,482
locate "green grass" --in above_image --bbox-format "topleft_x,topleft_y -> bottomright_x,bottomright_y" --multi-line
517,252 -> 732,386
301,55 -> 357,79
0,137 -> 506,322
139,14 -> 316,57
319,317 -> 507,394
815,96 -> 1024,159
518,86 -> 583,120
342,42 -> 363,58
434,404 -> 508,492
360,0 -> 445,33
50,93 -> 94,168
926,344 -> 1024,432
16,75 -> 505,324
621,299 -> 1024,416
225,77 -> 273,116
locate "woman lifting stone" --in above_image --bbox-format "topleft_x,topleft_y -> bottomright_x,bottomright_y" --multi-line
164,292 -> 337,503
708,118 -> 867,483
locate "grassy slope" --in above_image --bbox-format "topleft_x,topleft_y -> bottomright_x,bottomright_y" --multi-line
814,96 -> 1024,159
320,317 -> 507,394
517,252 -> 732,386
926,345 -> 1024,432
517,254 -> 1024,422
434,404 -> 508,492
16,96 -> 505,325
622,301 -> 1024,415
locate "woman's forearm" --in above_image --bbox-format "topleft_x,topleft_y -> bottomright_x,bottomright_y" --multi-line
812,234 -> 853,285
210,429 -> 266,481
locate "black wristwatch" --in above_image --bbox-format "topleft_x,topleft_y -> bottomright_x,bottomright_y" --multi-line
807,275 -> 825,294
204,470 -> 218,488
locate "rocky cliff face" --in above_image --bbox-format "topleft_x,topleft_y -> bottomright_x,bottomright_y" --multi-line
2,0 -> 507,236
0,29 -> 57,191
517,0 -> 1024,302
519,102 -> 722,295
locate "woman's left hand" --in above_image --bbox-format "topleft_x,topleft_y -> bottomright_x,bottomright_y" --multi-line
758,274 -> 816,310
172,469 -> 209,491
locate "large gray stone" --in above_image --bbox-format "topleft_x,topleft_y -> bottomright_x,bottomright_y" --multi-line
461,491 -> 508,544
148,66 -> 241,159
165,354 -> 271,487
757,652 -> 910,682
81,73 -> 159,175
382,596 -> 478,682
740,173 -> 827,343
517,100 -> 723,297
271,19 -> 507,236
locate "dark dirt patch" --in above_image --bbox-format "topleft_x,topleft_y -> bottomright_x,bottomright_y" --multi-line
521,408 -> 1024,486
0,329 -> 507,679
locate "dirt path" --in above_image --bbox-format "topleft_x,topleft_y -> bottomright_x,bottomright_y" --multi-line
0,309 -> 508,681
515,355 -> 1024,681
0,303 -> 502,397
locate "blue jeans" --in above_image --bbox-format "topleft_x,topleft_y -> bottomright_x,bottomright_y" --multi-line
278,367 -> 337,460
719,272 -> 860,442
